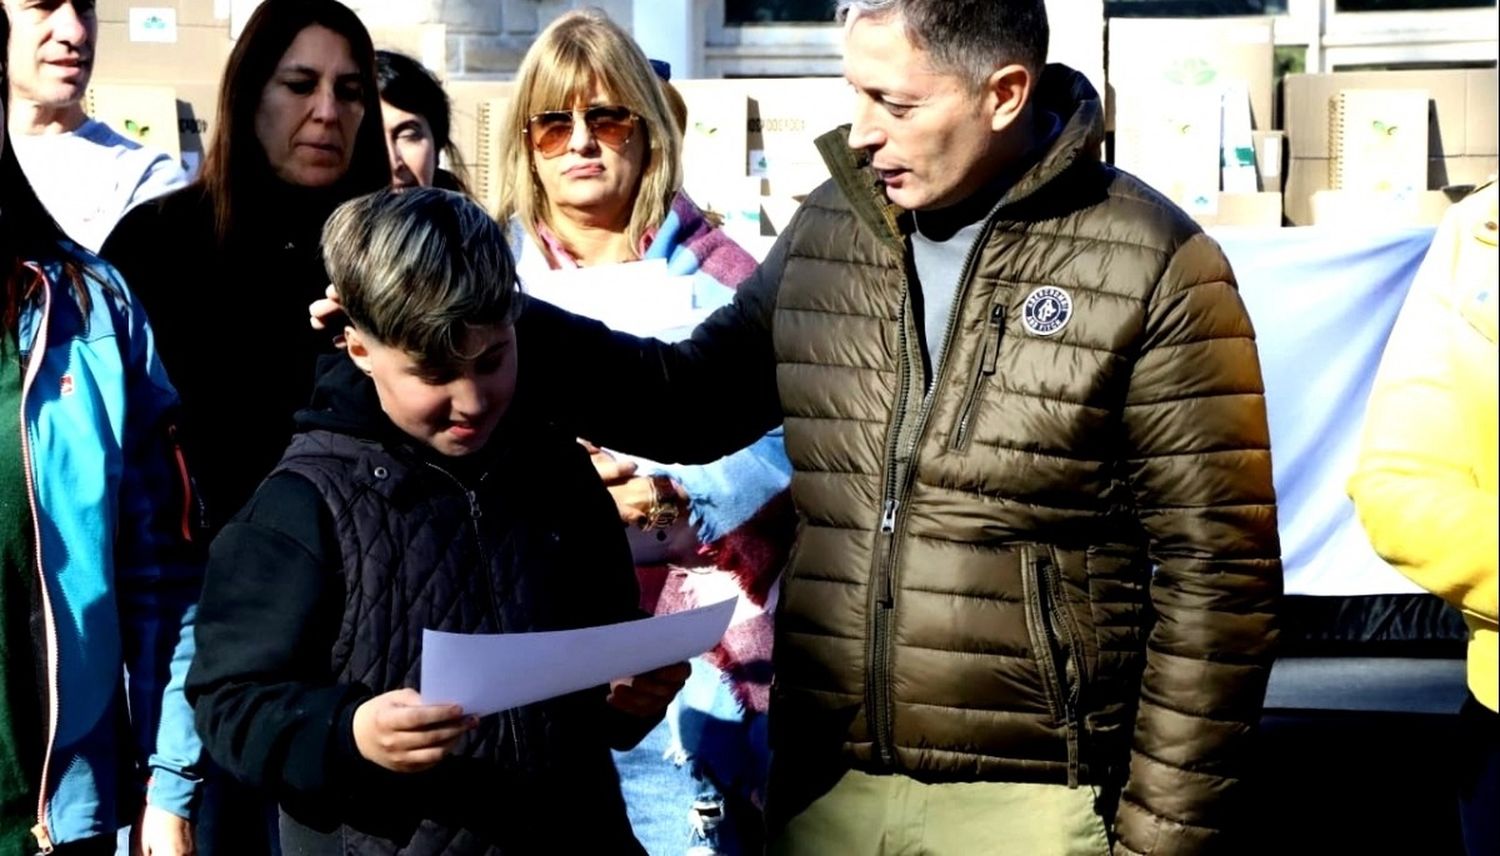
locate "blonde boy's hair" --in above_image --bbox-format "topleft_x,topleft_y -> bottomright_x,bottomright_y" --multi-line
322,187 -> 523,369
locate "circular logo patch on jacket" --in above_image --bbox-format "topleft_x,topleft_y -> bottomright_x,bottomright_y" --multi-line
1022,286 -> 1072,336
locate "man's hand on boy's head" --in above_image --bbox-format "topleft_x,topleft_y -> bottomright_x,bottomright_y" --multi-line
607,661 -> 691,719
352,688 -> 477,773
309,284 -> 348,350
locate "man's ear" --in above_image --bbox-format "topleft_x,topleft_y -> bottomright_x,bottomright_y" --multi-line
985,63 -> 1034,133
345,327 -> 374,375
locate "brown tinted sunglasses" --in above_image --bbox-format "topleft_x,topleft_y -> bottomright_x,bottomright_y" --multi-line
524,106 -> 638,158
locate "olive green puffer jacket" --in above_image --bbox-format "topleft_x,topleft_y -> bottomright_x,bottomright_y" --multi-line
519,64 -> 1282,856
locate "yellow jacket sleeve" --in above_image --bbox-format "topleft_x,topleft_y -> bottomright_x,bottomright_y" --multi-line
1349,184 -> 1499,625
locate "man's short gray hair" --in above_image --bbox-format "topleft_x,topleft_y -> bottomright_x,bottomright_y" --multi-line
836,0 -> 1049,88
322,187 -> 523,369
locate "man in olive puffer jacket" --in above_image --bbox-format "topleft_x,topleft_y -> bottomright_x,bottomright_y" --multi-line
515,1 -> 1282,853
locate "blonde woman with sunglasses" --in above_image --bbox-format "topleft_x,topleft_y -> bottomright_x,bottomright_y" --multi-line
497,10 -> 794,856
499,12 -> 681,269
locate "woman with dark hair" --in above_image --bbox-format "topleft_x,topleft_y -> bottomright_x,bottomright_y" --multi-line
0,6 -> 201,855
101,0 -> 389,532
375,49 -> 469,192
100,1 -> 387,851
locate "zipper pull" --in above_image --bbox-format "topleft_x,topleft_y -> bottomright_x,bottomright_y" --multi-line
879,499 -> 899,533
466,491 -> 482,520
31,822 -> 53,854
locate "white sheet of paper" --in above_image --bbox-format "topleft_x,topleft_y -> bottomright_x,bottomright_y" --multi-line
420,596 -> 736,716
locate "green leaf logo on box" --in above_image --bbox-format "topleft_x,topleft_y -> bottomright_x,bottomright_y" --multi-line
1165,58 -> 1218,88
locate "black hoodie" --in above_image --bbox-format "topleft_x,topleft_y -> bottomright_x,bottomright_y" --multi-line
185,355 -> 649,855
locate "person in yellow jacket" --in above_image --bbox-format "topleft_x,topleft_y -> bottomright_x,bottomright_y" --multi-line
1349,180 -> 1497,856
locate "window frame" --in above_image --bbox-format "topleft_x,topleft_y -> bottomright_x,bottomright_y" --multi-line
1315,0 -> 1498,69
705,0 -> 843,76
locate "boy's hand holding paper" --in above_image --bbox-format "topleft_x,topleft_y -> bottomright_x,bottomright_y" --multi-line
353,688 -> 478,773
607,661 -> 693,719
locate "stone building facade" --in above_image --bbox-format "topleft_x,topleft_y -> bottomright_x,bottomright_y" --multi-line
224,0 -> 1098,86
343,0 -> 846,80
344,0 -> 635,78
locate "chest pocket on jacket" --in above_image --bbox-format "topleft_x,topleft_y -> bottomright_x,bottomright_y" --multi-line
948,285 -> 1015,453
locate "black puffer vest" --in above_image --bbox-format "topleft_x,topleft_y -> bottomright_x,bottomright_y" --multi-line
271,419 -> 643,855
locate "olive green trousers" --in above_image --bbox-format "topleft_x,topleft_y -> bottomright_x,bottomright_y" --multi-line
768,769 -> 1112,856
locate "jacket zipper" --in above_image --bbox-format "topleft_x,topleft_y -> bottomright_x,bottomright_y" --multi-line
420,463 -> 525,764
1045,555 -> 1085,787
1026,547 -> 1083,787
421,462 -> 495,613
865,285 -> 909,769
866,218 -> 998,769
166,425 -> 197,543
19,267 -> 58,853
948,299 -> 1008,453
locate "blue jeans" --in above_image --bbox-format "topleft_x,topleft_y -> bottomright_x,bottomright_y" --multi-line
614,659 -> 767,855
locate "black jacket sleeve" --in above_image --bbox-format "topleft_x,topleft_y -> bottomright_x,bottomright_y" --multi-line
542,434 -> 674,751
185,472 -> 371,809
99,199 -> 157,300
100,193 -> 192,344
515,228 -> 789,464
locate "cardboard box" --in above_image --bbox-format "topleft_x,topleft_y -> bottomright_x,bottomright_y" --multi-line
673,79 -> 848,238
93,21 -> 232,82
1253,130 -> 1285,193
1108,17 -> 1276,132
1112,86 -> 1224,218
1222,83 -> 1258,193
1284,155 -> 1495,225
84,82 -> 181,160
1284,157 -> 1320,225
1195,191 -> 1283,228
651,77 -> 849,200
443,79 -> 515,175
1466,69 -> 1499,157
1308,189 -> 1454,228
672,79 -> 751,205
743,78 -> 850,197
172,79 -> 220,177
1283,68 -> 1499,160
96,0 -> 224,29
90,77 -> 219,175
